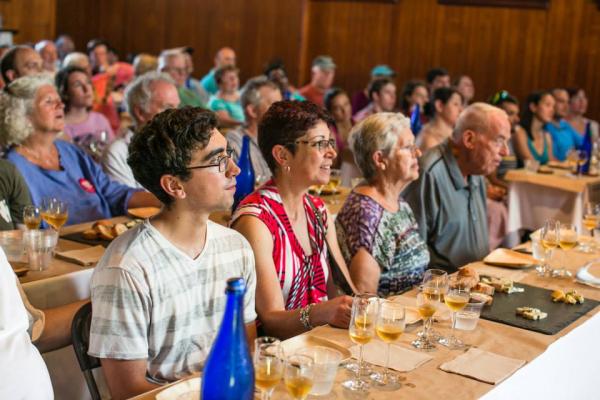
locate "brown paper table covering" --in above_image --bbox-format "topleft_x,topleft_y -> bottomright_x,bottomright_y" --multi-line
132,243 -> 600,400
505,168 -> 600,194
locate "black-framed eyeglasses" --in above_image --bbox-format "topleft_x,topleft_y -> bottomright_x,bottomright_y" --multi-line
186,149 -> 234,173
289,138 -> 336,152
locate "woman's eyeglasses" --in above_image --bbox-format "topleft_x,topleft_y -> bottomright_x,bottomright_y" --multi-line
187,149 -> 234,173
290,138 -> 336,152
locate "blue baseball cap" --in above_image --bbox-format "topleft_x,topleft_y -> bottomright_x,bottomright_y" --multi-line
371,64 -> 395,78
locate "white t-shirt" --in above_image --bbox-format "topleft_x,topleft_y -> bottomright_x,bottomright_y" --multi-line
89,219 -> 257,383
0,249 -> 52,399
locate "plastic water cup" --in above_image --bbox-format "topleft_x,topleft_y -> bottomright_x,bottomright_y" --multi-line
455,300 -> 486,331
0,230 -> 24,261
524,159 -> 540,173
296,346 -> 342,396
24,229 -> 58,271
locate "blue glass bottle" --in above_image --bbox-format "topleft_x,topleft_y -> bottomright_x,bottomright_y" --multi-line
201,277 -> 254,399
233,135 -> 255,210
410,104 -> 423,136
580,122 -> 593,174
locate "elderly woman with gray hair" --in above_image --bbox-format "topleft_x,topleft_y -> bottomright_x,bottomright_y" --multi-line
335,113 -> 429,296
0,74 -> 158,225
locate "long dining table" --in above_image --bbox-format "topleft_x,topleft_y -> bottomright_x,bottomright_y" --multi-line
132,242 -> 600,400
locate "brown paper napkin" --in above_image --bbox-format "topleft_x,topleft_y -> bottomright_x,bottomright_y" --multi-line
55,245 -> 105,266
350,341 -> 433,372
156,376 -> 200,400
439,347 -> 526,385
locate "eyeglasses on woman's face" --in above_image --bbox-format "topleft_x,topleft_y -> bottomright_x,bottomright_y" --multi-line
289,138 -> 336,153
186,149 -> 234,173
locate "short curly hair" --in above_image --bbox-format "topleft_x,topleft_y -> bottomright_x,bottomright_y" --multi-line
258,100 -> 332,173
127,106 -> 218,207
0,74 -> 55,147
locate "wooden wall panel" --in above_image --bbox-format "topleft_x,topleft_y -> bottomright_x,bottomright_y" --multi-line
0,0 -> 56,44
53,0 -> 600,119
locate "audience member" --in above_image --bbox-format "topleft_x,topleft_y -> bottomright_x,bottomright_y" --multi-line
228,76 -> 281,181
264,59 -> 304,101
566,87 -> 599,141
34,40 -> 59,74
62,52 -> 92,76
0,248 -> 87,399
336,113 -> 428,296
132,53 -> 158,77
0,75 -> 158,225
178,47 -> 210,106
354,77 -> 397,122
0,45 -> 43,85
454,74 -> 475,106
103,72 -> 180,188
231,100 -> 355,339
324,88 -> 358,179
159,49 -> 204,107
0,159 -> 31,230
400,79 -> 429,121
417,87 -> 463,152
299,55 -> 336,108
200,47 -> 236,95
90,107 -> 256,400
545,88 -> 583,161
56,66 -> 114,145
55,34 -> 75,62
351,65 -> 396,114
404,103 -> 510,271
207,65 -> 244,127
424,67 -> 451,117
514,91 -> 556,166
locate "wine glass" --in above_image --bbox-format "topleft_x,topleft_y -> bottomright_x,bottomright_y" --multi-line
284,354 -> 314,400
581,202 -> 599,252
419,269 -> 448,341
370,300 -> 405,386
555,223 -> 576,278
412,288 -> 438,351
328,168 -> 342,204
576,150 -> 588,177
254,337 -> 284,400
41,197 -> 69,231
537,219 -> 559,276
439,278 -> 470,349
23,205 -> 41,230
342,293 -> 379,392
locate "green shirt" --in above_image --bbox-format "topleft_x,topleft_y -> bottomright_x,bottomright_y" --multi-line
0,160 -> 31,230
403,141 -> 489,272
178,86 -> 205,108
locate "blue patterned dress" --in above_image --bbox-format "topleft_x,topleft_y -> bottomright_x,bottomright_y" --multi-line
335,191 -> 429,297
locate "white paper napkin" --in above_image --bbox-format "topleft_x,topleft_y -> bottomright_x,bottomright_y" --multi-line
439,347 -> 526,385
156,377 -> 201,400
350,341 -> 433,372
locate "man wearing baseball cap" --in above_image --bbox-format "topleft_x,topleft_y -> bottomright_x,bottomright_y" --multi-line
299,55 -> 336,107
351,64 -> 396,114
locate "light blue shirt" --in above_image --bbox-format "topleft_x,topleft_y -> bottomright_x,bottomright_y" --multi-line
545,120 -> 583,161
6,140 -> 139,225
200,69 -> 218,95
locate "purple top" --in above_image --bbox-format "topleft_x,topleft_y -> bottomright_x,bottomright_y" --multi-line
64,111 -> 115,142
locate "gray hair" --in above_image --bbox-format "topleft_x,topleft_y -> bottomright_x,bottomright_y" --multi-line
62,52 -> 89,68
240,75 -> 279,112
157,49 -> 183,71
124,71 -> 175,126
350,112 -> 411,182
0,74 -> 55,147
452,102 -> 504,142
34,40 -> 53,53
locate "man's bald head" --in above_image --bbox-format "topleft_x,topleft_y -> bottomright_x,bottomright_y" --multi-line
453,102 -> 511,176
215,47 -> 236,68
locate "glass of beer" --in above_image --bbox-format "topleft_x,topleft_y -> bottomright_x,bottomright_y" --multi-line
537,219 -> 559,276
412,288 -> 438,351
342,293 -> 379,392
254,337 -> 283,400
284,354 -> 314,400
23,205 -> 41,230
439,279 -> 470,350
370,300 -> 405,386
41,198 -> 69,231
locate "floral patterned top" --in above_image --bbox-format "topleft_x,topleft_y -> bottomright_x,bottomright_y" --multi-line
335,191 -> 429,297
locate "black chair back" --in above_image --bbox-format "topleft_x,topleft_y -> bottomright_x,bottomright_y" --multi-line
71,302 -> 102,400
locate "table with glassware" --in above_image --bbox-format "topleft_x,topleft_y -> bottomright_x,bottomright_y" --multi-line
505,166 -> 600,233
132,241 -> 600,400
